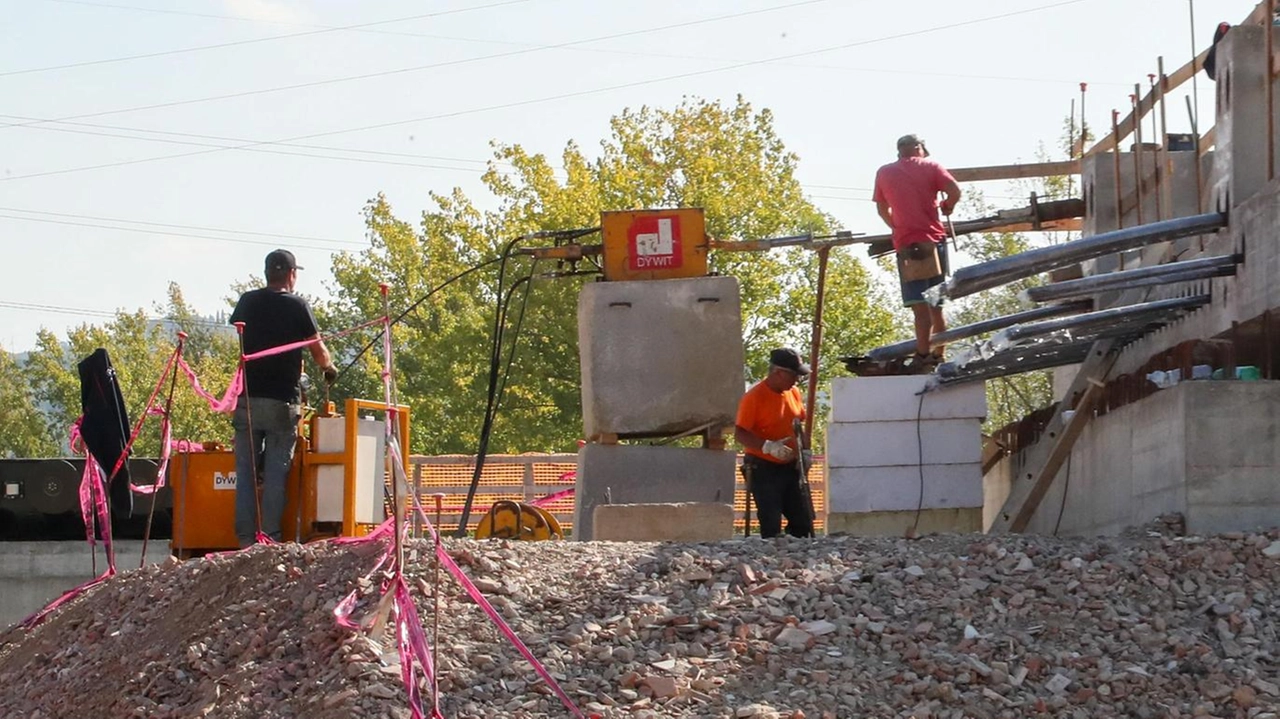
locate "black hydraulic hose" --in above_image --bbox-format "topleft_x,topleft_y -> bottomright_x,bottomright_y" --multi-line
331,256 -> 505,383
495,265 -> 538,415
454,236 -> 529,536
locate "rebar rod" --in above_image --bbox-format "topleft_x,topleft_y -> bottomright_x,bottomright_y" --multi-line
865,300 -> 1091,361
1023,254 -> 1239,303
937,212 -> 1226,300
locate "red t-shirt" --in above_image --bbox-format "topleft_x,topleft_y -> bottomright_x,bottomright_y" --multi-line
736,381 -> 805,464
872,157 -> 956,251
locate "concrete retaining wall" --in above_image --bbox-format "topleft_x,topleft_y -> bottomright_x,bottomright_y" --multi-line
986,380 -> 1280,535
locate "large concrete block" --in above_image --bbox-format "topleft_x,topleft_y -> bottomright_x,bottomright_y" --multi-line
830,377 -> 986,423
578,276 -> 744,438
573,444 -> 736,540
827,508 -> 982,537
592,502 -> 734,542
826,419 -> 983,468
827,464 -> 982,513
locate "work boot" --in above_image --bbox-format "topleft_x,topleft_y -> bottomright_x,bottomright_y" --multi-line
906,352 -> 939,374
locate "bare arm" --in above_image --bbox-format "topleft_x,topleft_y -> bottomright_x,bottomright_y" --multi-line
735,425 -> 766,453
875,200 -> 894,229
939,178 -> 962,216
306,335 -> 334,372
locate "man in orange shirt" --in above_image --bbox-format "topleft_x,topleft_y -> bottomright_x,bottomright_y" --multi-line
735,348 -> 813,538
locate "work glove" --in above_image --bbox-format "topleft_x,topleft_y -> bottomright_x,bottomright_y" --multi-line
322,366 -> 339,385
762,439 -> 795,462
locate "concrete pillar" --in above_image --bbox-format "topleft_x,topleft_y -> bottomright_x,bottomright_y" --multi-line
1211,24 -> 1280,211
825,376 -> 987,536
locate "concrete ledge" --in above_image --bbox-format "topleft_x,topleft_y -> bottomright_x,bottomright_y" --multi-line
827,508 -> 982,537
0,541 -> 168,629
592,502 -> 734,542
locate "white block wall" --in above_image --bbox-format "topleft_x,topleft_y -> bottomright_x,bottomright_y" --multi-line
826,376 -> 986,515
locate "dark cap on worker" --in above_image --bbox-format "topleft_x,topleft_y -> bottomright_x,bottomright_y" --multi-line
897,133 -> 929,156
265,249 -> 303,272
770,347 -> 810,376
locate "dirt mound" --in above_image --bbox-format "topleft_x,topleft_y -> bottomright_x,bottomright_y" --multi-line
2,531 -> 1278,718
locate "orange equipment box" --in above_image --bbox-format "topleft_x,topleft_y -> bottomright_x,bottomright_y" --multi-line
169,448 -> 307,555
600,208 -> 709,282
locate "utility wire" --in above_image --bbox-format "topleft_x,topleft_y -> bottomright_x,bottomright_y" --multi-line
0,299 -> 227,326
0,214 -> 361,252
3,0 -> 830,128
0,206 -> 356,245
1,0 -> 1090,183
0,114 -> 498,169
4,1 -> 532,77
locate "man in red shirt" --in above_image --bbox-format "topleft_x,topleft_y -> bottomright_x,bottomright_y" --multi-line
873,134 -> 962,370
735,347 -> 813,539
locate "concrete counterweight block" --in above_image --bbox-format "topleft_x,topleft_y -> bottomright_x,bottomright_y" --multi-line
573,444 -> 737,541
578,276 -> 744,438
826,376 -> 987,537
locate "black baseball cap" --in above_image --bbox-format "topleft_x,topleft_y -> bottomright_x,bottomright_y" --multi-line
265,249 -> 303,272
770,347 -> 810,376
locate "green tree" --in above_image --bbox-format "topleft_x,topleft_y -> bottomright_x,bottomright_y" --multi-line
323,96 -> 899,454
22,284 -> 240,458
0,344 -> 58,457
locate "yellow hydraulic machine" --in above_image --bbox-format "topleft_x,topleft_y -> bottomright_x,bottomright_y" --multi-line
169,398 -> 410,556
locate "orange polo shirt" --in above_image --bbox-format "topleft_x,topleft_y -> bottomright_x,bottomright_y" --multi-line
736,381 -> 805,464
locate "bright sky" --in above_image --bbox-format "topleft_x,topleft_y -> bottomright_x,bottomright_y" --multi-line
0,0 -> 1260,352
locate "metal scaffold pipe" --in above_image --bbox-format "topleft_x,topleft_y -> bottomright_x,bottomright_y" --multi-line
936,211 -> 1226,301
993,294 -> 1210,348
865,300 -> 1092,361
1023,253 -> 1240,303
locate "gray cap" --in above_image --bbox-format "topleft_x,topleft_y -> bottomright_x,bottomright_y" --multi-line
897,134 -> 929,156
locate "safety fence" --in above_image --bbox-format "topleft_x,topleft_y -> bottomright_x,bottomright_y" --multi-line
405,453 -> 826,536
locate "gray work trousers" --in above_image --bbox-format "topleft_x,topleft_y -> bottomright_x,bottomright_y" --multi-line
233,397 -> 299,547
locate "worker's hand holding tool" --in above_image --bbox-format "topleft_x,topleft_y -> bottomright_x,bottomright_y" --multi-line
322,365 -> 338,385
762,439 -> 795,462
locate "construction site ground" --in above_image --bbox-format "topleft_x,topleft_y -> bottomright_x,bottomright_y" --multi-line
1,523 -> 1277,719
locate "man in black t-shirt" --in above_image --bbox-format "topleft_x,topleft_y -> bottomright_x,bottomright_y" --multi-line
229,249 -> 336,546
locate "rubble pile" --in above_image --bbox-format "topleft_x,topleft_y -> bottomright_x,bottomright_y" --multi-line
1,527 -> 1278,719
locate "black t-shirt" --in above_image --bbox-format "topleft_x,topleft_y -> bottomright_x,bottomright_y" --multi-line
229,288 -> 321,403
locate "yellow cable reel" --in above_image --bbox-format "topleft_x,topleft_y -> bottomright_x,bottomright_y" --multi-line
474,500 -> 563,541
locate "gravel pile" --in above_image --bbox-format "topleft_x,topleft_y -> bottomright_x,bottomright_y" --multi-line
1,523 -> 1279,719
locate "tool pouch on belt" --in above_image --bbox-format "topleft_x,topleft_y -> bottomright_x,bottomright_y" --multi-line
897,241 -> 942,281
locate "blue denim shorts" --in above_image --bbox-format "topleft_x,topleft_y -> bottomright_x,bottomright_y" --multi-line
900,241 -> 949,306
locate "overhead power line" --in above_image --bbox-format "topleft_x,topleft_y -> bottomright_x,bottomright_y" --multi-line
3,0 -> 830,128
3,0 -> 533,77
0,0 -> 1092,184
0,299 -> 227,327
0,206 -> 357,245
0,213 -> 362,253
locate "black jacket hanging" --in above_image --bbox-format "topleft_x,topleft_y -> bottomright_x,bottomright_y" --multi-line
77,348 -> 134,519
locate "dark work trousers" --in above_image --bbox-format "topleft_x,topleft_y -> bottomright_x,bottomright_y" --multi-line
743,455 -> 812,539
